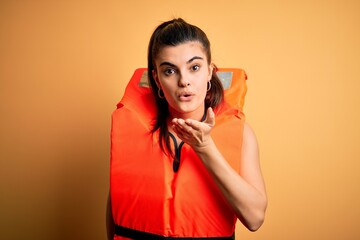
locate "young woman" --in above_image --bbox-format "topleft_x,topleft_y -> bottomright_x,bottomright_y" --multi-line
107,18 -> 267,240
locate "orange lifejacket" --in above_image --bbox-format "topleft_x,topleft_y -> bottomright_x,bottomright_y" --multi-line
110,68 -> 247,239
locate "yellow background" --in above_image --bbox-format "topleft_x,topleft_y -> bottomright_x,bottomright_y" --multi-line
1,0 -> 360,239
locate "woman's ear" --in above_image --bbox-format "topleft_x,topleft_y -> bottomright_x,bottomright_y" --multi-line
152,69 -> 160,88
208,64 -> 214,81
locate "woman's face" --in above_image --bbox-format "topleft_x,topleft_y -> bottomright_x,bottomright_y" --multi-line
153,41 -> 212,120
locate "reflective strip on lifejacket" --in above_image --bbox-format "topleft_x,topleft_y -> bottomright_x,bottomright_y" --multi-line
115,225 -> 235,240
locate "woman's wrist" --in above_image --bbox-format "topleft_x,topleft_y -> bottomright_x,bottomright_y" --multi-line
192,137 -> 217,157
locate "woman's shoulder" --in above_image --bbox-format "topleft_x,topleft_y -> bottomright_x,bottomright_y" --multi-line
243,122 -> 259,147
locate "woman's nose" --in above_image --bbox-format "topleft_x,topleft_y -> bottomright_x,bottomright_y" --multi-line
178,73 -> 190,87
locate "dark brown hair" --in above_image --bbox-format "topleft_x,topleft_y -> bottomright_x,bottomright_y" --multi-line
147,18 -> 224,156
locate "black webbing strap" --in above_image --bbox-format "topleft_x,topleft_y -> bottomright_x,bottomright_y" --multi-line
115,225 -> 235,240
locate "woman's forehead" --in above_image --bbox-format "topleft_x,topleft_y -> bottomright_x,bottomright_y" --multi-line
155,41 -> 207,64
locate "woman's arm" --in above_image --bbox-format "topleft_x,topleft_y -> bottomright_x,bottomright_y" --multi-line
195,122 -> 267,231
106,191 -> 115,240
172,108 -> 267,231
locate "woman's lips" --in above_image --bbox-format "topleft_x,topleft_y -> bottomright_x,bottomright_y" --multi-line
178,92 -> 194,101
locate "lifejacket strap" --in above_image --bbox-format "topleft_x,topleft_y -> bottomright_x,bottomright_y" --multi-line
114,225 -> 235,240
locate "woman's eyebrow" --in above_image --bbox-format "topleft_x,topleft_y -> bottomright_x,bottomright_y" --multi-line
159,56 -> 204,67
187,56 -> 204,64
159,61 -> 176,67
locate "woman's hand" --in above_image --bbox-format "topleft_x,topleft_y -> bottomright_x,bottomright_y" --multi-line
171,107 -> 215,149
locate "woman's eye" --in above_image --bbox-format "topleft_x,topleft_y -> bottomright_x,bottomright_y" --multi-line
191,65 -> 200,71
164,68 -> 176,75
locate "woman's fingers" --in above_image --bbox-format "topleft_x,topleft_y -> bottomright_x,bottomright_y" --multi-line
184,119 -> 200,131
172,118 -> 190,132
172,107 -> 215,132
